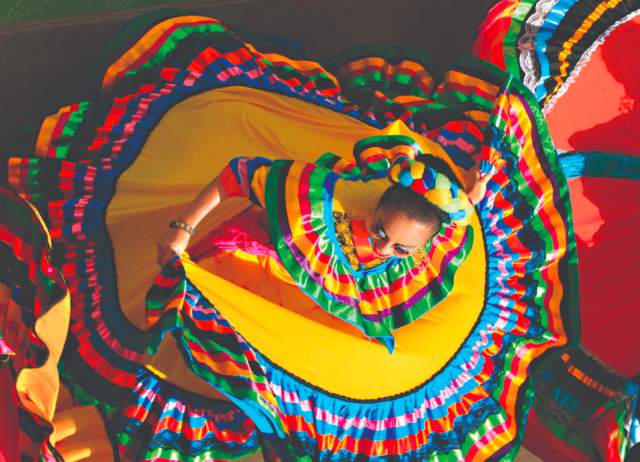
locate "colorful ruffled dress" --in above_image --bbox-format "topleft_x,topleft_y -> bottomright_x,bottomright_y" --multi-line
199,134 -> 474,352
2,3 -> 633,460
473,1 -> 640,461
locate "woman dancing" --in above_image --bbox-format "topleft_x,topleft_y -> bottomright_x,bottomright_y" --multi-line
1,3 -> 601,460
156,140 -> 495,350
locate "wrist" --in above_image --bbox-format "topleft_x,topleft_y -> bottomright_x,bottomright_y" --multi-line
169,219 -> 196,236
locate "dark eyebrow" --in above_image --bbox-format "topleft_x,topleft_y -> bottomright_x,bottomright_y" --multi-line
376,221 -> 418,249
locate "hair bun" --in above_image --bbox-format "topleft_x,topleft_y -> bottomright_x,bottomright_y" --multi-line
354,135 -> 473,227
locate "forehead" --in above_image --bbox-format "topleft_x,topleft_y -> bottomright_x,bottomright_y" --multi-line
374,208 -> 438,247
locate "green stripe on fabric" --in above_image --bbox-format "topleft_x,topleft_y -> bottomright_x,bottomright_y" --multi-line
153,305 -> 285,436
503,0 -> 537,78
128,22 -> 228,81
263,162 -> 396,342
98,8 -> 199,72
443,88 -> 496,113
394,226 -> 474,328
460,52 -> 580,346
58,362 -> 117,415
449,55 -> 581,459
322,43 -> 439,81
141,445 -> 259,462
55,101 -> 90,159
457,411 -> 511,461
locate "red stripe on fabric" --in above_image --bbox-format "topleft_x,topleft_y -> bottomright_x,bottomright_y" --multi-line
295,165 -> 354,286
471,0 -> 517,70
88,84 -> 155,153
110,19 -> 219,87
46,109 -> 72,158
445,81 -> 496,102
156,415 -> 251,443
183,303 -> 243,336
282,388 -> 501,456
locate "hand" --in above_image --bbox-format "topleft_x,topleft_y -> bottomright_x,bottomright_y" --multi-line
466,164 -> 498,205
156,227 -> 191,266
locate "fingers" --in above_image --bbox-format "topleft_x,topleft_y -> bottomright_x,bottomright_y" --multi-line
477,162 -> 503,183
157,252 -> 172,267
474,159 -> 507,179
156,243 -> 179,267
478,171 -> 494,184
156,229 -> 191,267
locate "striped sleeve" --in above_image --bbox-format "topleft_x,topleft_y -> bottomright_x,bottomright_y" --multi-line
218,157 -> 273,208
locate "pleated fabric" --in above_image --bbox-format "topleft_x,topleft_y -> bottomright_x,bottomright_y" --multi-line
4,10 -> 578,462
474,1 -> 640,461
0,185 -> 69,461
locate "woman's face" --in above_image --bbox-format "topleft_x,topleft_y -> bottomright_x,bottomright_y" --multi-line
366,206 -> 440,259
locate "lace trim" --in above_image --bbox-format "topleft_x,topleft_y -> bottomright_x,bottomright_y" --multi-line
517,0 -> 560,92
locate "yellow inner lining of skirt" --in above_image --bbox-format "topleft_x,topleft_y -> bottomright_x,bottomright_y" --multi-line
107,86 -> 485,399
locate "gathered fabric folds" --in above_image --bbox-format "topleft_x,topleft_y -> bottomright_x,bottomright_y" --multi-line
1,9 -> 590,462
474,1 -> 640,461
0,185 -> 69,461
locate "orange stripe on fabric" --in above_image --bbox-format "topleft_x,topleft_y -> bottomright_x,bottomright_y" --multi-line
341,57 -> 427,76
284,389 -> 494,456
285,163 -> 358,298
510,94 -> 568,345
548,0 -> 623,104
495,95 -> 569,419
35,107 -> 70,157
340,57 -> 435,93
560,353 -> 619,398
361,226 -> 465,314
469,417 -> 513,461
444,70 -> 501,100
248,164 -> 269,209
464,110 -> 491,124
392,95 -> 432,105
187,338 -> 254,381
250,48 -> 340,88
102,16 -> 218,90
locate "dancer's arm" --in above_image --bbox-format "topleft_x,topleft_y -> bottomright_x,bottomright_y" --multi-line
156,176 -> 227,266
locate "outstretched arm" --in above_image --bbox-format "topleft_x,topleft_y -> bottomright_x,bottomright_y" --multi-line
466,164 -> 498,206
156,176 -> 227,266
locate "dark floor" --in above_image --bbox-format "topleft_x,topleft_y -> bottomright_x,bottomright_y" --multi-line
0,0 -> 495,158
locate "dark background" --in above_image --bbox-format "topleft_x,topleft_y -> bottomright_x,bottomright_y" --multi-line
0,0 -> 495,157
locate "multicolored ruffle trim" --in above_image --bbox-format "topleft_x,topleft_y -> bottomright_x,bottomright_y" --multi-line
6,12 -> 577,461
473,0 -> 640,110
0,185 -> 69,461
115,368 -> 259,461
